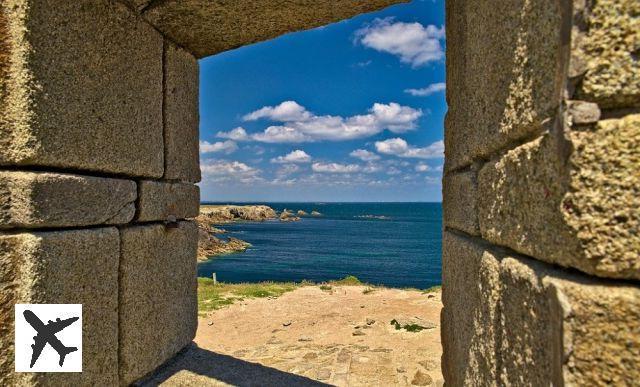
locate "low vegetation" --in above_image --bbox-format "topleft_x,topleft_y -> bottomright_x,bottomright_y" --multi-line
197,275 -> 440,316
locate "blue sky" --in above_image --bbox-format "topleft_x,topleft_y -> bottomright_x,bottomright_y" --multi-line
198,0 -> 446,202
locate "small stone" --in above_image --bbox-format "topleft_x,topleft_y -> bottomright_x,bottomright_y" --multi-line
427,294 -> 435,299
568,100 -> 601,125
366,318 -> 375,325
207,321 -> 213,326
283,321 -> 292,327
360,305 -> 365,308
298,335 -> 313,342
353,330 -> 366,336
411,370 -> 433,386
397,366 -> 406,373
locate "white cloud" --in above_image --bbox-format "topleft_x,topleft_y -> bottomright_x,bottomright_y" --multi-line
375,138 -> 444,159
200,160 -> 262,184
199,140 -> 238,154
405,82 -> 446,97
216,127 -> 249,141
251,126 -> 311,143
387,166 -> 402,175
243,101 -> 311,122
415,163 -> 431,172
271,150 -> 312,164
355,18 -> 445,68
276,164 -> 301,176
312,162 -> 362,173
350,149 -> 380,161
240,101 -> 422,143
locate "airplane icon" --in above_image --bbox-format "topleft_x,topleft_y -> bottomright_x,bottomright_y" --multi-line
23,310 -> 79,368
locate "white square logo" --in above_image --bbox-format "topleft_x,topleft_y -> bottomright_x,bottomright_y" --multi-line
14,304 -> 82,372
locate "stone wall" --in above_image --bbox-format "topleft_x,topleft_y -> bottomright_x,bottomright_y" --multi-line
0,0 -> 403,385
442,0 -> 640,385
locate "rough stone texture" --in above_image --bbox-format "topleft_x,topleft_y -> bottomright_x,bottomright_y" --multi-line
0,0 -> 163,177
142,0 -> 408,58
0,171 -> 136,229
478,114 -> 640,279
119,0 -> 151,12
0,227 -> 119,386
119,221 -> 198,385
137,180 -> 199,222
573,0 -> 640,108
442,170 -> 479,235
164,41 -> 200,183
444,0 -> 570,171
441,232 -> 499,386
442,231 -> 640,385
567,100 -> 601,124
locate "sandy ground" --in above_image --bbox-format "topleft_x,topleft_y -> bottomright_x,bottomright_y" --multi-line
140,285 -> 443,386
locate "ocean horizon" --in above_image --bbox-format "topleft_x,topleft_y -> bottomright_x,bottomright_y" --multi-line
198,202 -> 442,289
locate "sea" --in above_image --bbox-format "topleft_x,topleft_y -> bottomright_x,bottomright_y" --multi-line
197,202 -> 442,289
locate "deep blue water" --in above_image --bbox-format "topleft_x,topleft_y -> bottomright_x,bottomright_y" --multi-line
197,202 -> 442,289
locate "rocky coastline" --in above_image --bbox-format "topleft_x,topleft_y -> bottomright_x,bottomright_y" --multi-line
196,205 -> 321,261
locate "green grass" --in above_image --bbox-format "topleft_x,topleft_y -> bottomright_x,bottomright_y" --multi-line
390,319 -> 427,332
422,285 -> 442,294
330,275 -> 362,286
198,275 -> 441,316
197,277 -> 298,316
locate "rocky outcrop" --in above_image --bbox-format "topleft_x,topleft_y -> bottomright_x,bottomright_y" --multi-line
200,205 -> 277,223
296,210 -> 308,216
196,205 -> 276,261
311,211 -> 322,216
279,209 -> 300,222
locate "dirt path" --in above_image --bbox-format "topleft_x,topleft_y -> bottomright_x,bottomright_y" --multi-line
141,285 -> 443,386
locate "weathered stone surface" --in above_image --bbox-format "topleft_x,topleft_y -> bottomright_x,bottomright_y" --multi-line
119,221 -> 198,385
119,0 -> 151,12
442,170 -> 479,235
478,114 -> 640,279
0,0 -> 163,177
0,227 -> 119,386
164,41 -> 200,183
441,232 -> 499,385
0,171 -> 136,229
574,0 -> 640,108
142,0 -> 407,58
137,180 -> 199,222
444,0 -> 569,171
567,100 -> 600,125
442,231 -> 640,385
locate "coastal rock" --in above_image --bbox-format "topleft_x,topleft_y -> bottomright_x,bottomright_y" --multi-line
311,211 -> 322,216
280,210 -> 301,222
200,205 -> 277,223
296,210 -> 308,216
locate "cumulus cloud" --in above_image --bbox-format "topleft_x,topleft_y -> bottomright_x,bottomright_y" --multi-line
375,138 -> 444,159
312,162 -> 362,173
405,82 -> 446,97
216,127 -> 249,141
350,149 -> 380,161
200,160 -> 262,184
199,140 -> 238,154
415,163 -> 431,172
239,101 -> 422,143
271,150 -> 312,164
355,18 -> 445,68
243,101 -> 311,122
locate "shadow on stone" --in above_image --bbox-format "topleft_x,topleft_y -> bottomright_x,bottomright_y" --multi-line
135,343 -> 331,386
